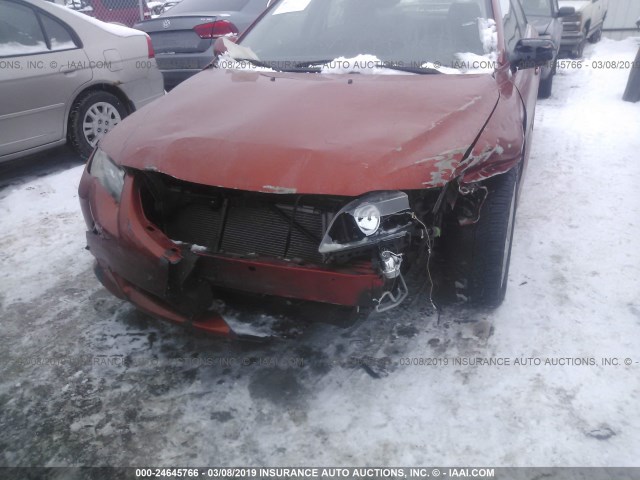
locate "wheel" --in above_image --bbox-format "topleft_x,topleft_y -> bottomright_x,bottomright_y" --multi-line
572,39 -> 586,58
538,71 -> 554,99
68,91 -> 128,159
588,27 -> 602,44
442,167 -> 519,308
571,26 -> 589,58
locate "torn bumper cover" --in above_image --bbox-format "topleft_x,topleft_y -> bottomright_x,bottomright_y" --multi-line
89,247 -> 385,338
79,164 -> 423,337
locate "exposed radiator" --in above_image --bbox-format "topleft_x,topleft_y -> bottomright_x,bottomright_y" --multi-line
140,175 -> 331,264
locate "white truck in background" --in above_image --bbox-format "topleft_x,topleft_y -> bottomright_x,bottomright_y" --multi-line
558,0 -> 609,57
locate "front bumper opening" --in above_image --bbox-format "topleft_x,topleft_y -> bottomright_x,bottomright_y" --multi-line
85,170 -> 446,337
139,171 -> 347,265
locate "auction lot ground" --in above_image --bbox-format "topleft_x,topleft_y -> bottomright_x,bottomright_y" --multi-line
1,38 -> 640,467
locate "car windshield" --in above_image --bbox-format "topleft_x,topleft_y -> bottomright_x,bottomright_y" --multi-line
521,0 -> 551,16
233,0 -> 498,74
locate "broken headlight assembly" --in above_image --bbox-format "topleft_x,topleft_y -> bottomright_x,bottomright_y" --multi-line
89,148 -> 125,201
318,191 -> 413,255
318,192 -> 428,312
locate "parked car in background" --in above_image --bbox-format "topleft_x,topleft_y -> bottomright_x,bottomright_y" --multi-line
134,0 -> 269,89
79,0 -> 554,338
521,0 -> 574,98
558,0 -> 608,57
0,0 -> 164,161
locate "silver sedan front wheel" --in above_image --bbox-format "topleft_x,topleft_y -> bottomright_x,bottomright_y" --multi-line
69,91 -> 128,159
83,102 -> 123,148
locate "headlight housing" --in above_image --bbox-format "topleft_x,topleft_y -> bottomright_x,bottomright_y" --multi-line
319,191 -> 412,254
353,203 -> 381,236
89,148 -> 125,201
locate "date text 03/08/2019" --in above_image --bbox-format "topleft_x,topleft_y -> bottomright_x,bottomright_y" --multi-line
134,467 -> 497,478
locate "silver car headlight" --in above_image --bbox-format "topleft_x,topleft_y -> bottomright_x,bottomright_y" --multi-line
319,191 -> 412,254
89,148 -> 125,201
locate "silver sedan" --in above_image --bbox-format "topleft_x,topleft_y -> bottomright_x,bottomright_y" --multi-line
0,0 -> 165,161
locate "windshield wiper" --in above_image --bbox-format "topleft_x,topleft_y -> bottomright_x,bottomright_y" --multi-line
218,58 -> 327,73
222,58 -> 444,74
292,59 -> 335,68
292,60 -> 442,74
377,64 -> 442,75
261,60 -> 333,73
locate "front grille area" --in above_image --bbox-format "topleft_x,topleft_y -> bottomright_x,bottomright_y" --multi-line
138,172 -> 344,264
220,204 -> 325,262
562,17 -> 581,33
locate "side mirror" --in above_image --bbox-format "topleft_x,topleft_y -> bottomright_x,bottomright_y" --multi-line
510,38 -> 556,70
557,6 -> 575,17
213,35 -> 238,58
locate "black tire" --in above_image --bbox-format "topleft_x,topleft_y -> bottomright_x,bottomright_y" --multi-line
538,71 -> 554,99
68,90 -> 128,159
588,27 -> 602,44
443,167 -> 519,308
572,26 -> 589,58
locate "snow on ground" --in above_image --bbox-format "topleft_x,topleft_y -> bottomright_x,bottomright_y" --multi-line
0,165 -> 89,306
1,38 -> 639,468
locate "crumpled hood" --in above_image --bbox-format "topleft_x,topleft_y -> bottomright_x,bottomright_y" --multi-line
102,68 -> 500,196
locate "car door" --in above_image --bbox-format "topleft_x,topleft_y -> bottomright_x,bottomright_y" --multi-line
0,0 -> 92,158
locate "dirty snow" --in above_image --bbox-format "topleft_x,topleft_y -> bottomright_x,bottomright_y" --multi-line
454,51 -> 499,74
0,165 -> 89,306
1,38 -> 640,468
420,61 -> 461,74
440,18 -> 499,74
479,17 -> 498,54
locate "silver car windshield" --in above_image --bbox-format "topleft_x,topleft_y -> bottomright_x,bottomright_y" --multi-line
521,0 -> 552,16
237,0 -> 497,72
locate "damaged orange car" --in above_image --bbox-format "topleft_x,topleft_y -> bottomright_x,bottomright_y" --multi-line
79,0 -> 554,337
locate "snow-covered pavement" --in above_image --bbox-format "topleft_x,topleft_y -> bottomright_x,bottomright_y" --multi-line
1,38 -> 639,468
